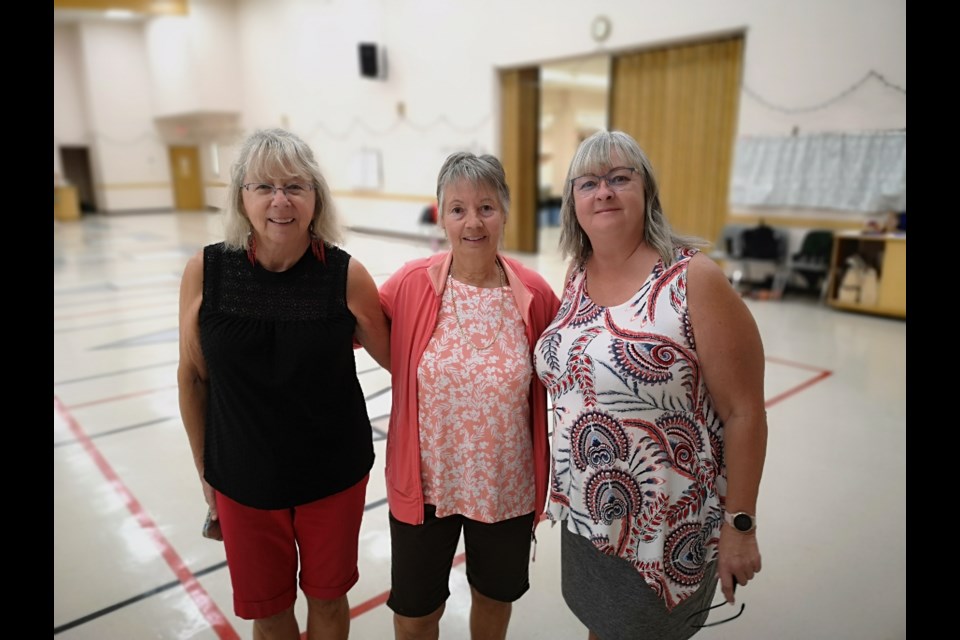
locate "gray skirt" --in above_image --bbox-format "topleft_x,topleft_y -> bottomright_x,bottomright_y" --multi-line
561,524 -> 720,640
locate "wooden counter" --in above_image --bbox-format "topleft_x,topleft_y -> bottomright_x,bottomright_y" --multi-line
54,185 -> 81,221
827,231 -> 905,319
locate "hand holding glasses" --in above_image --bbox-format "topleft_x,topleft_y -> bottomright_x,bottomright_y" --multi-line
685,580 -> 745,629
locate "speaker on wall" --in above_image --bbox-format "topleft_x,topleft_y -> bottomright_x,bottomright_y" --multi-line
359,42 -> 386,79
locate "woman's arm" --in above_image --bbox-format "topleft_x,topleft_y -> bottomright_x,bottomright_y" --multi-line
347,257 -> 391,371
686,253 -> 768,604
177,251 -> 216,513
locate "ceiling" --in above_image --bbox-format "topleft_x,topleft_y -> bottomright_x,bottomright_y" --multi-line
53,0 -> 189,23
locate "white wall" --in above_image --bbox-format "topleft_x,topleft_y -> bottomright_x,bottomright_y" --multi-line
146,0 -> 243,116
52,0 -> 906,213
54,25 -> 89,180
77,21 -> 173,211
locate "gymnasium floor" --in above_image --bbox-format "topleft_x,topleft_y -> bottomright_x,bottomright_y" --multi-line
53,207 -> 906,639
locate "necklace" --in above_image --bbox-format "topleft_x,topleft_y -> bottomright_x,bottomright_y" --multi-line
449,261 -> 506,351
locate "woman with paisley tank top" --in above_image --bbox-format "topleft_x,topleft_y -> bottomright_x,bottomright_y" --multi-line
533,131 -> 767,640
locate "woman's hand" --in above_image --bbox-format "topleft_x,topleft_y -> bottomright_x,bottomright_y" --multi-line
201,477 -> 217,514
716,525 -> 762,603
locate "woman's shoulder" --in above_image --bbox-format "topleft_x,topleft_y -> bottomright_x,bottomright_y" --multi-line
397,253 -> 439,275
500,256 -> 561,306
321,243 -> 354,271
383,253 -> 442,287
500,255 -> 545,282
504,256 -> 551,283
684,249 -> 725,277
683,250 -> 738,303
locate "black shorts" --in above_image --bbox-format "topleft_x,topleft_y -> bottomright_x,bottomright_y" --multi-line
387,505 -> 536,617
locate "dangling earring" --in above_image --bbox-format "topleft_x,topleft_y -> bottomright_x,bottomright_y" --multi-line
311,234 -> 326,264
246,233 -> 257,266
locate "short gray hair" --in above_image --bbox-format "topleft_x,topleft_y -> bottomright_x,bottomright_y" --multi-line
558,130 -> 705,267
223,128 -> 342,250
436,152 -> 511,219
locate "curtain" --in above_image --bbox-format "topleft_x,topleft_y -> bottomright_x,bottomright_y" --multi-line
730,131 -> 906,212
611,36 -> 743,245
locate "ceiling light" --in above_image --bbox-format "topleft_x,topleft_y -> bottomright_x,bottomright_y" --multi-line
105,9 -> 137,20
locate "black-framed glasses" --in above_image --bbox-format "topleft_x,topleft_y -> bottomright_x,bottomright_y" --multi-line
685,584 -> 745,629
570,167 -> 638,195
241,183 -> 314,199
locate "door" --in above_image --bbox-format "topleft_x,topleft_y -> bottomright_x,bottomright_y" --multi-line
59,146 -> 97,213
168,146 -> 205,211
498,67 -> 540,253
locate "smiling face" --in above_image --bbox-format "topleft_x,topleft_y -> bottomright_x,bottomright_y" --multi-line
572,152 -> 646,244
441,178 -> 505,266
241,171 -> 316,247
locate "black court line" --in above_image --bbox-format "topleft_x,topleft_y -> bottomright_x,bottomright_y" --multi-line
357,366 -> 382,376
54,417 -> 177,448
52,497 -> 394,634
54,361 -> 179,386
54,313 -> 178,335
55,360 -> 379,388
53,561 -> 229,635
364,497 -> 388,512
364,386 -> 391,402
54,289 -> 179,310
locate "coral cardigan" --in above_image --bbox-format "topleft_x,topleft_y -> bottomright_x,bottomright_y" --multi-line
379,251 -> 560,526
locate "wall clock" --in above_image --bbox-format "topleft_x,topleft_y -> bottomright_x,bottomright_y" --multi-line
591,15 -> 612,43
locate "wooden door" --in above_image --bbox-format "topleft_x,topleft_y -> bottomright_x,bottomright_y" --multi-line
498,67 -> 540,253
168,146 -> 204,211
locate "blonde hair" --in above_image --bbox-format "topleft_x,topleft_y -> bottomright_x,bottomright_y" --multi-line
223,128 -> 342,250
558,130 -> 705,267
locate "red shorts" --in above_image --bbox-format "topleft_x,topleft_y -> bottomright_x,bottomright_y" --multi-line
215,474 -> 369,620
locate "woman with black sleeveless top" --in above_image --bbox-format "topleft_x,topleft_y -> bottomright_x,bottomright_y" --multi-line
177,128 -> 389,640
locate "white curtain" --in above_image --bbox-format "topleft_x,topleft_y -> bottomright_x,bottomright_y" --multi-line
730,131 -> 906,212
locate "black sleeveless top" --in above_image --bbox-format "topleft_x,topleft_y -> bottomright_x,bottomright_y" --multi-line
199,242 -> 374,509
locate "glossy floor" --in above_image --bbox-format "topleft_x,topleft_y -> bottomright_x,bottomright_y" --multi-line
54,209 -> 907,640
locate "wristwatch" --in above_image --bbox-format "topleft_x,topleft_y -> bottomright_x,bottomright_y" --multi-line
724,511 -> 757,533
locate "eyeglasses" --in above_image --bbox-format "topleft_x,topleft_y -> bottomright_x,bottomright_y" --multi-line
685,584 -> 745,629
241,183 -> 314,199
570,167 -> 638,195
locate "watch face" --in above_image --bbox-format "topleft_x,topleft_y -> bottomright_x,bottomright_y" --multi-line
733,513 -> 754,531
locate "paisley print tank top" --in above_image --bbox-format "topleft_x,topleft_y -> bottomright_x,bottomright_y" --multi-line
534,247 -> 726,611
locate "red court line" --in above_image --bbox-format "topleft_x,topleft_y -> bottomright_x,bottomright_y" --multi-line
54,396 -> 240,640
765,355 -> 834,373
342,552 -> 467,628
60,354 -> 832,632
345,357 -> 834,623
765,369 -> 833,408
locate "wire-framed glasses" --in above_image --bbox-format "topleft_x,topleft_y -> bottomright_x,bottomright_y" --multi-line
241,183 -> 314,199
685,583 -> 745,629
570,167 -> 638,195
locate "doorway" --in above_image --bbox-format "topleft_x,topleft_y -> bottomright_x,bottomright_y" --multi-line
538,56 -> 611,249
59,146 -> 98,213
499,34 -> 744,252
